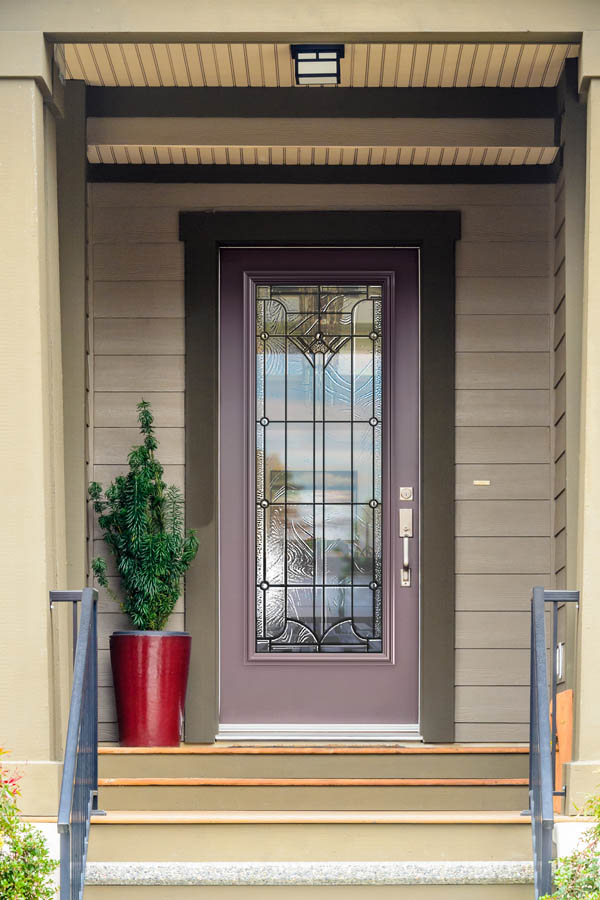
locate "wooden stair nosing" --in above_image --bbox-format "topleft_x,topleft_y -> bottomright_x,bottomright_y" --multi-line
28,811 -> 593,825
99,744 -> 528,756
86,809 -> 534,824
99,776 -> 529,788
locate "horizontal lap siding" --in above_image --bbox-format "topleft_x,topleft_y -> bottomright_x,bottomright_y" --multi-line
89,182 -> 552,742
455,186 -> 552,741
89,190 -> 186,741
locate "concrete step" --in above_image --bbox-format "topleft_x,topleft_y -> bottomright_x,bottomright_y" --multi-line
98,746 -> 529,781
29,808 -> 535,897
87,810 -> 534,862
84,860 -> 535,898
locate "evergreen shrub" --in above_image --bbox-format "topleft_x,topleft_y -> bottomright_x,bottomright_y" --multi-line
89,399 -> 199,631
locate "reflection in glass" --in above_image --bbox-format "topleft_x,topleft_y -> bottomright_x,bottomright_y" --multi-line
255,284 -> 383,653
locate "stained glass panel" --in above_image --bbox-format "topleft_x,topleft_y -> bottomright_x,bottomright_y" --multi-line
255,283 -> 383,653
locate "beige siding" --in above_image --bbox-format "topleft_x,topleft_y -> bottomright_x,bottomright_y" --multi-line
554,171 -> 567,591
88,188 -> 186,741
89,181 -> 552,742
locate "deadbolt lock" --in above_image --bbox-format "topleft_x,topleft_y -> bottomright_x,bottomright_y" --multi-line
399,486 -> 413,501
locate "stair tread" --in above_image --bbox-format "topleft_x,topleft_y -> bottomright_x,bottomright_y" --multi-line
32,811 -> 591,824
85,809 -> 540,824
99,776 -> 528,787
99,744 -> 528,756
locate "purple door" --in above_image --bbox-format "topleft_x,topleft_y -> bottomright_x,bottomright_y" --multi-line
219,248 -> 420,739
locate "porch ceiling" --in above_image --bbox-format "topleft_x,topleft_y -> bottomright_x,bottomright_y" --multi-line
86,114 -> 557,168
66,40 -> 571,172
87,144 -> 558,167
58,40 -> 578,89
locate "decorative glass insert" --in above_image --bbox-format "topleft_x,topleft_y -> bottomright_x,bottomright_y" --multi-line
255,283 -> 383,653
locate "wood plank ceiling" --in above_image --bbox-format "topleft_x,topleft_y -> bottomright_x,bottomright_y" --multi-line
58,41 -> 577,167
59,41 -> 578,88
87,145 -> 559,167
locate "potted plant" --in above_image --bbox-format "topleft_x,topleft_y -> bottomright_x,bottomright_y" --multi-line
89,400 -> 199,747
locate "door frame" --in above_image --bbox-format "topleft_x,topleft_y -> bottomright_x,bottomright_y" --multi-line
179,210 -> 460,743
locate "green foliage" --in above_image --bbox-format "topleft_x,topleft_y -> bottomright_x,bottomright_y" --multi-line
89,399 -> 199,631
541,796 -> 600,899
0,749 -> 58,900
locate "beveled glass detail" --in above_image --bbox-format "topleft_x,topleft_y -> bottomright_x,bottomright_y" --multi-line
255,283 -> 384,654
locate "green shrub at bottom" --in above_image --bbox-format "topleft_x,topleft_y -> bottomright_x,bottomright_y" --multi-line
0,750 -> 58,900
541,796 -> 600,900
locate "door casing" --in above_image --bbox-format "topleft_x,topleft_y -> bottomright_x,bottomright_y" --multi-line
180,210 -> 460,743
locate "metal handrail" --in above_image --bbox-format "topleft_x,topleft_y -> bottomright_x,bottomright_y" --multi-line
52,588 -> 99,900
529,586 -> 579,899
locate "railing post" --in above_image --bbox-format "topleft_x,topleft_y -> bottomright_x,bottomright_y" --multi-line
529,588 -> 579,898
89,588 -> 100,811
59,830 -> 71,900
551,599 -> 558,795
528,604 -> 534,811
55,588 -> 99,900
530,586 -> 555,898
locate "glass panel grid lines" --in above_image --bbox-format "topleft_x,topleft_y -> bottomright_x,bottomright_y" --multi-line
255,283 -> 383,654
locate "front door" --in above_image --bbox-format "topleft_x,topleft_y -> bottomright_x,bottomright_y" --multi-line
219,248 -> 420,739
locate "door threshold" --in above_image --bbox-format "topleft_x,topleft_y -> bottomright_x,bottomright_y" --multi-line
216,724 -> 422,742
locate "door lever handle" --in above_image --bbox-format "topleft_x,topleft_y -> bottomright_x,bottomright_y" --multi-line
399,508 -> 413,587
401,536 -> 411,587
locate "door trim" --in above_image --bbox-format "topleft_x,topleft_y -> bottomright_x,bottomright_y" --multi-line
180,211 -> 460,744
242,267 -> 399,666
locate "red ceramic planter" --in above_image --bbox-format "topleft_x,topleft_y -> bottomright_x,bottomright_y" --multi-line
110,631 -> 191,747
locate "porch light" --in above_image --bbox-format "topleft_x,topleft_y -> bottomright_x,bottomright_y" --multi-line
290,44 -> 345,86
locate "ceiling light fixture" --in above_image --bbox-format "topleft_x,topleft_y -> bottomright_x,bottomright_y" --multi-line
290,44 -> 345,86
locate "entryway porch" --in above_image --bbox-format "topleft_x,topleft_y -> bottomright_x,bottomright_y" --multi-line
77,37 -> 573,899
7,18 -> 600,899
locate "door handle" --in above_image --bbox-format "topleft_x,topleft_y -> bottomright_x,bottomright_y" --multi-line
402,536 -> 411,587
399,508 -> 413,587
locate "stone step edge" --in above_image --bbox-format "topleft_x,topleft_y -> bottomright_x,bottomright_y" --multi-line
27,810 -> 539,825
85,860 -> 534,886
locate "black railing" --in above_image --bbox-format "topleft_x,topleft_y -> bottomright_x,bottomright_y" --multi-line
529,586 -> 579,899
51,589 -> 100,900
